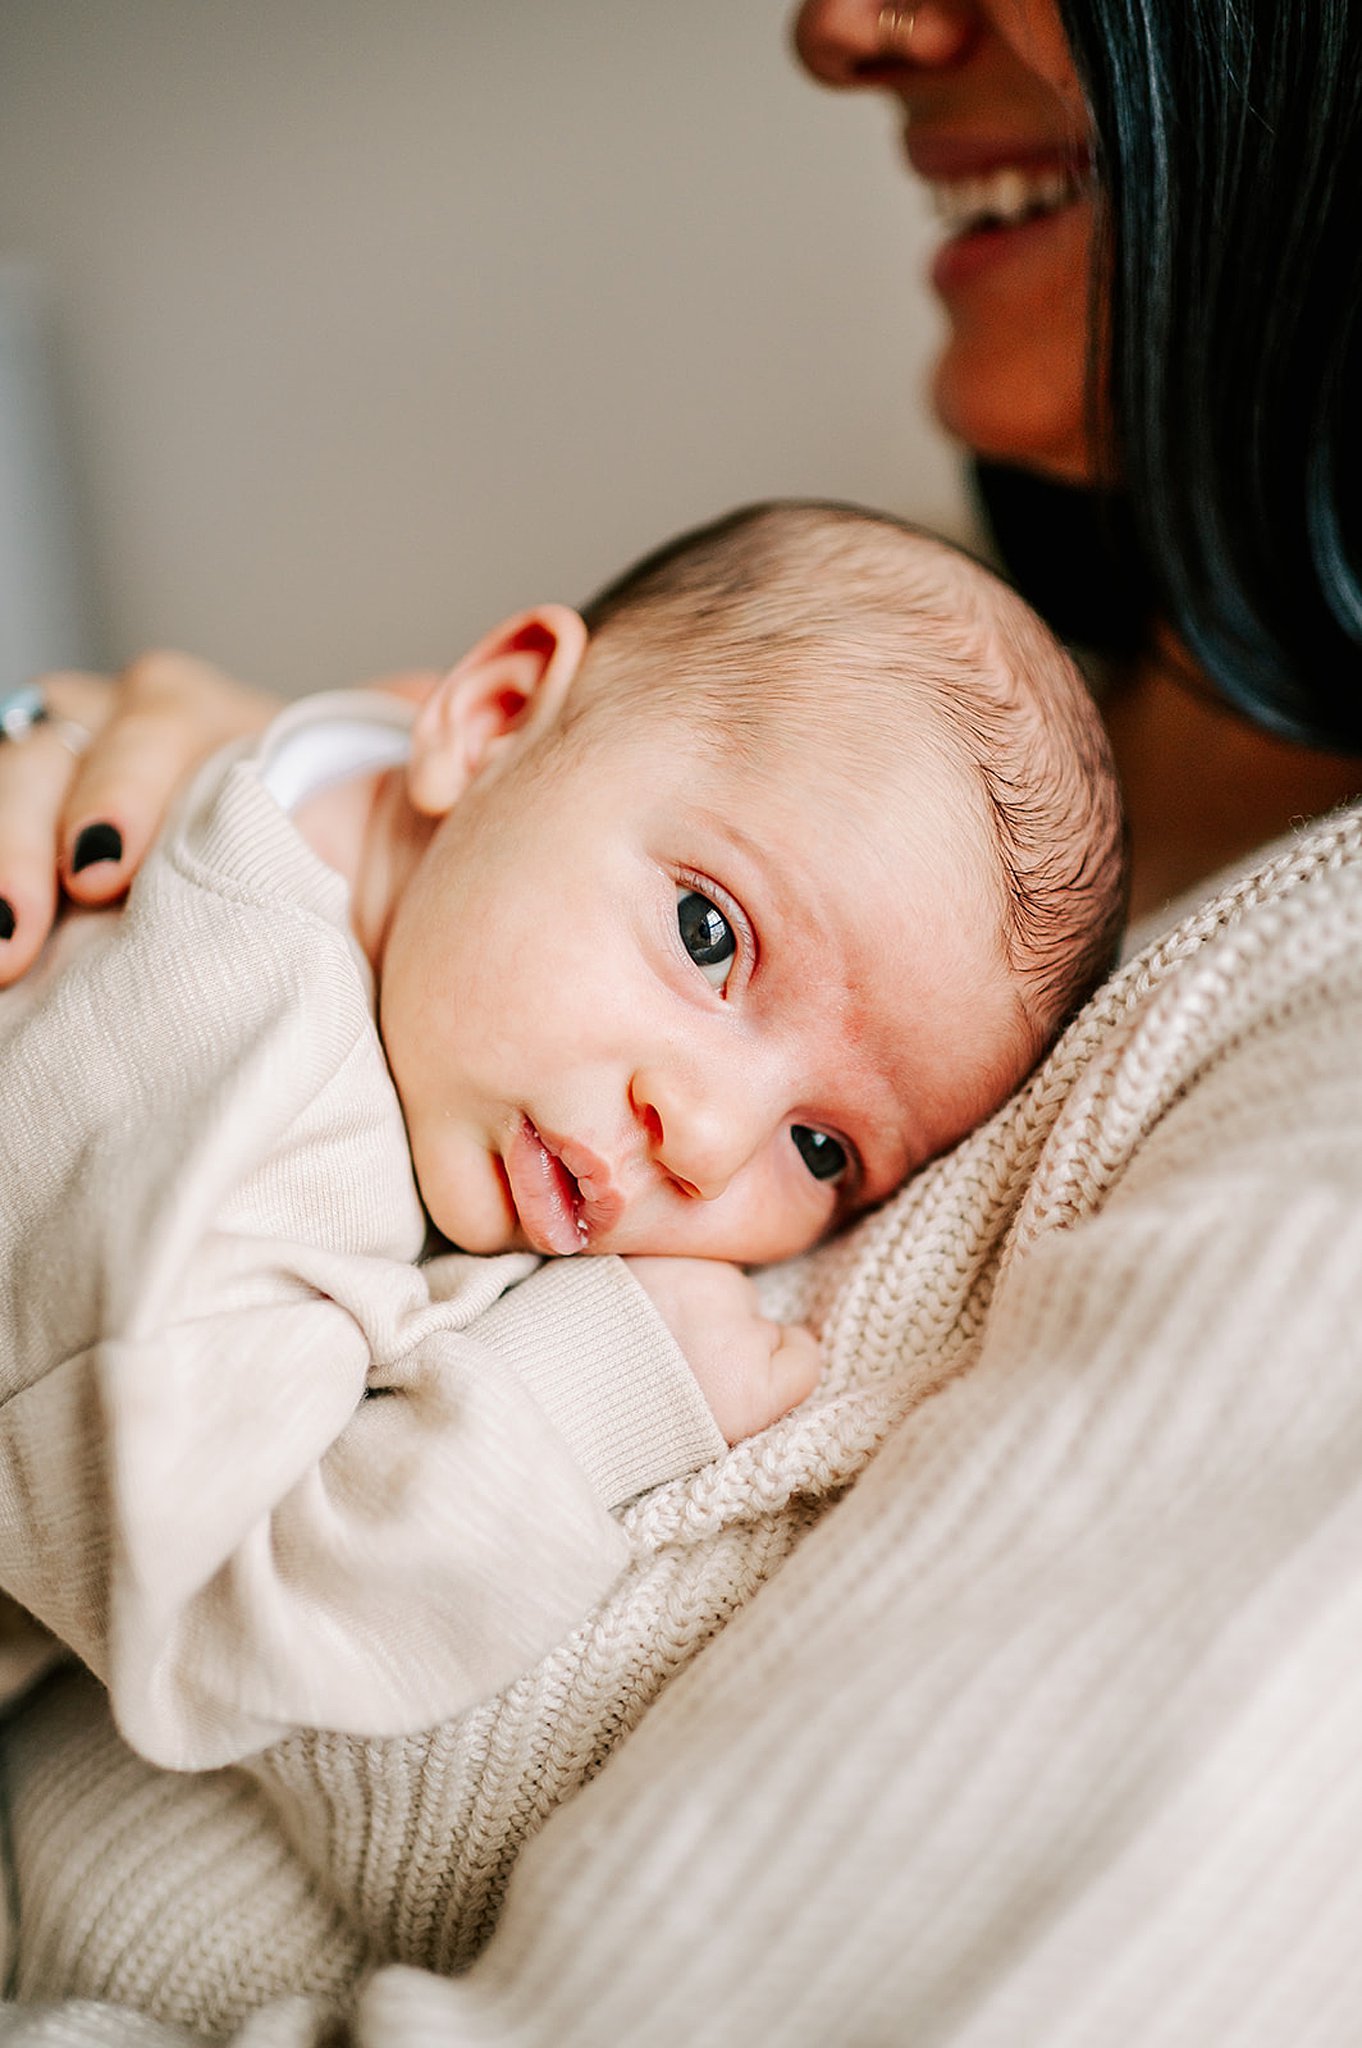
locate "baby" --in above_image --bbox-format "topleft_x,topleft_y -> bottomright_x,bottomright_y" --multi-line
0,501 -> 1124,1770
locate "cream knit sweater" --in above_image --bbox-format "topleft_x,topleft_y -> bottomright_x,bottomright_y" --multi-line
5,800 -> 1362,2046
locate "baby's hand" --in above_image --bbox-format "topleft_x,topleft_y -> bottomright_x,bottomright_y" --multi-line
625,1257 -> 820,1445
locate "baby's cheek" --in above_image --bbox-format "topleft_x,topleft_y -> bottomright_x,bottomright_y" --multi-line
760,1181 -> 846,1263
411,1133 -> 511,1256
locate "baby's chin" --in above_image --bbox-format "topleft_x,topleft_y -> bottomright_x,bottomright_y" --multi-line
419,1198 -> 522,1260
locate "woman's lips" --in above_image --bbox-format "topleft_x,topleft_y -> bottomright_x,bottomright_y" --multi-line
903,141 -> 1093,297
930,192 -> 1090,296
502,1117 -> 625,1256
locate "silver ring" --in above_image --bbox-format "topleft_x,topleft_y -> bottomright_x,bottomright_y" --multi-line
0,683 -> 92,756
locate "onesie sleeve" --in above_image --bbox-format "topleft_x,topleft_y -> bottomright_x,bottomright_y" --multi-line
463,1254 -> 726,1506
0,779 -> 726,1770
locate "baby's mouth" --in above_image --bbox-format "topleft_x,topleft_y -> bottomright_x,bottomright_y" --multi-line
503,1117 -> 624,1256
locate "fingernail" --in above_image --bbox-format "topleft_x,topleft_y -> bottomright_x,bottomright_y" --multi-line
71,822 -> 124,873
0,898 -> 13,942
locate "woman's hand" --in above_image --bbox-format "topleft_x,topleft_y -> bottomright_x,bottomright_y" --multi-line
0,652 -> 277,983
0,652 -> 438,985
626,1256 -> 821,1444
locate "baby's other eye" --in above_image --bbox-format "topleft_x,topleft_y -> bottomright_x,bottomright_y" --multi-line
791,1125 -> 849,1185
676,888 -> 736,990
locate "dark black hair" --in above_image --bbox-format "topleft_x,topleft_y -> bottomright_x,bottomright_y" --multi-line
991,0 -> 1362,751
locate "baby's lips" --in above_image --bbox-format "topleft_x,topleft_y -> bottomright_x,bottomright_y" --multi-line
503,1117 -> 584,1256
535,1125 -> 627,1246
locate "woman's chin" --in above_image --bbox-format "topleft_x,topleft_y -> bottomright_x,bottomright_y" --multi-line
932,347 -> 1095,486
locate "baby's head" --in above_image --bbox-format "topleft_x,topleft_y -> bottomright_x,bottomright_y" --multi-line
378,501 -> 1125,1263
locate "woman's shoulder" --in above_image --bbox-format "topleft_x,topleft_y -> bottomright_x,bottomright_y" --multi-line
1122,799 -> 1362,957
994,798 -> 1362,1263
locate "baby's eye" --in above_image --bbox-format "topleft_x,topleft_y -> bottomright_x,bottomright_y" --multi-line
676,888 -> 736,991
791,1125 -> 849,1184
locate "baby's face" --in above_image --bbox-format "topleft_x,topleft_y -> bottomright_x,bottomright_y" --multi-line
378,714 -> 1032,1263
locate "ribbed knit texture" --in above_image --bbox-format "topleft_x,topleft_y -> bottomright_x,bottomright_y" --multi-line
5,803 -> 1362,2045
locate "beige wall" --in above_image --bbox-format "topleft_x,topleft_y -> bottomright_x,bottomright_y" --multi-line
0,0 -> 968,696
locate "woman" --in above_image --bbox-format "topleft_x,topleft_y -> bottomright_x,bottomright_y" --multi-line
3,2 -> 1362,2042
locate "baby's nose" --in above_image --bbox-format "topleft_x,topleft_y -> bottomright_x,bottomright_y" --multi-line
631,1063 -> 771,1202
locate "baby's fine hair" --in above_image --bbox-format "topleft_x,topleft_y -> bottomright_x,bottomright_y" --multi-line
574,500 -> 1128,1050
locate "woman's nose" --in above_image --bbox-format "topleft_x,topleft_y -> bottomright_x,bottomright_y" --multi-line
791,0 -> 976,88
630,1064 -> 770,1204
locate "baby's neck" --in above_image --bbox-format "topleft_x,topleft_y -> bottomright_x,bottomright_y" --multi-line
293,768 -> 435,975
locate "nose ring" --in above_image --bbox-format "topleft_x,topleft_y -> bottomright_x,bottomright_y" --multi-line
877,2 -> 919,55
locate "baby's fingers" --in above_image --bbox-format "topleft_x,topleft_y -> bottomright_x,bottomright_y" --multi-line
0,672 -> 112,983
721,1321 -> 821,1445
764,1323 -> 822,1423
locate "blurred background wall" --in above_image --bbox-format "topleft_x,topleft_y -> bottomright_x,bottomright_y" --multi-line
0,0 -> 968,696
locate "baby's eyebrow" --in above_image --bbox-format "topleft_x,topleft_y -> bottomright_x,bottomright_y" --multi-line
685,810 -> 771,893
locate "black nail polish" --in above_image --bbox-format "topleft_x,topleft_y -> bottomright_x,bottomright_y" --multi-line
0,898 -> 13,942
72,822 -> 124,873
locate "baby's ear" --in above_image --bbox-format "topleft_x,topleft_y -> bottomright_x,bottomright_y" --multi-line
405,604 -> 588,815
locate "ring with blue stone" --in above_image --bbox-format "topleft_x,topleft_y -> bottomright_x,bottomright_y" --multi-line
0,683 -> 91,754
